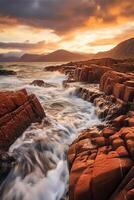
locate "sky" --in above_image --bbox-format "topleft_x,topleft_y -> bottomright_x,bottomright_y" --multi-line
0,0 -> 133,55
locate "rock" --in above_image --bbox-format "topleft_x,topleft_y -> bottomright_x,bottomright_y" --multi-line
31,80 -> 56,87
112,115 -> 127,128
0,69 -> 16,76
0,89 -> 45,151
76,86 -> 128,121
68,122 -> 134,200
74,65 -> 112,83
31,80 -> 46,87
128,117 -> 134,127
113,83 -> 125,99
102,127 -> 116,138
123,86 -> 134,102
110,167 -> 134,200
100,70 -> 134,102
0,151 -> 15,184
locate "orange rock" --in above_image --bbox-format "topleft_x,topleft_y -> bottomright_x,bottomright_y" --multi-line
102,127 -> 116,138
116,146 -> 129,157
91,136 -> 106,147
128,117 -> 134,127
123,86 -> 134,102
112,138 -> 125,150
112,115 -> 127,128
113,83 -> 125,99
0,89 -> 45,151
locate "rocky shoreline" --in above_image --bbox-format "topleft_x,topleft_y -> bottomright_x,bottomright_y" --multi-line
0,58 -> 134,199
45,57 -> 134,199
0,89 -> 45,184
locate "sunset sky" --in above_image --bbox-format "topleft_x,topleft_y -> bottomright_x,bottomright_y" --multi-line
0,0 -> 133,54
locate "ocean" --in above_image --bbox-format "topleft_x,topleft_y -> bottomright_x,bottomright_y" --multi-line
0,62 -> 100,200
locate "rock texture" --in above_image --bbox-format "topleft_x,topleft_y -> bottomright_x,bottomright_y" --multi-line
74,65 -> 112,83
68,113 -> 134,200
76,86 -> 130,120
100,71 -> 134,102
31,80 -> 55,87
67,67 -> 134,200
0,89 -> 45,151
0,151 -> 15,185
0,69 -> 16,76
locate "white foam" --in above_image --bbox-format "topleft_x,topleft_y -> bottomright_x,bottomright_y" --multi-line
0,63 -> 101,200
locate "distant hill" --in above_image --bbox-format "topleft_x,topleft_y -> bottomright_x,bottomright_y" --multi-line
0,50 -> 93,62
94,38 -> 134,59
0,38 -> 134,62
39,49 -> 92,62
19,50 -> 92,62
19,53 -> 41,62
0,54 -> 19,62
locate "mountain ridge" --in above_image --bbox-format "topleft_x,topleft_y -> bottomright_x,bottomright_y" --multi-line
0,38 -> 133,62
94,38 -> 134,59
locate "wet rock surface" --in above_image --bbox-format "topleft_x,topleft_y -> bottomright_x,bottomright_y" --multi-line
0,151 -> 15,185
63,59 -> 134,200
0,89 -> 45,186
0,89 -> 45,151
31,79 -> 54,87
0,58 -> 134,199
68,113 -> 134,200
100,71 -> 134,102
0,69 -> 16,76
75,86 -> 130,121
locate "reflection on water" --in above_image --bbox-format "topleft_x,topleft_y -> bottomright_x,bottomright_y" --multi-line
0,62 -> 100,200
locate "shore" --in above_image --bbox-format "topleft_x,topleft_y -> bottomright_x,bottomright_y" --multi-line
0,57 -> 134,200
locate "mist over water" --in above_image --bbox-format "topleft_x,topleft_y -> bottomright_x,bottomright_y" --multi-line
0,62 -> 101,200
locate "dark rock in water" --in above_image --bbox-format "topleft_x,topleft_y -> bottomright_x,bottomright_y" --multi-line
31,80 -> 45,87
0,151 -> 15,185
75,86 -> 129,121
31,79 -> 55,87
0,69 -> 16,76
0,89 -> 45,151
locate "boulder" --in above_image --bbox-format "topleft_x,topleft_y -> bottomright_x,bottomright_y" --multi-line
74,65 -> 112,83
0,69 -> 16,76
100,70 -> 134,102
31,80 -> 46,87
68,122 -> 134,200
0,89 -> 45,151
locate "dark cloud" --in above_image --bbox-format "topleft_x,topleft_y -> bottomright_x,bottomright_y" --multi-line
0,0 -> 133,33
0,41 -> 46,50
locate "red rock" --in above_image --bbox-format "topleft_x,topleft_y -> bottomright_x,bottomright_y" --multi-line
102,127 -> 116,138
125,80 -> 134,87
68,125 -> 134,200
0,89 -> 45,151
91,136 -> 106,147
128,118 -> 134,127
92,153 -> 132,200
112,115 -> 127,128
100,70 -> 134,102
113,83 -> 125,99
123,86 -> 134,102
116,146 -> 129,157
112,138 -> 125,150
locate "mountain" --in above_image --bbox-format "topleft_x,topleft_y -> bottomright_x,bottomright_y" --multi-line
0,50 -> 91,62
94,38 -> 134,59
0,38 -> 133,62
0,54 -> 19,62
19,53 -> 42,62
38,49 -> 91,62
19,50 -> 92,62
